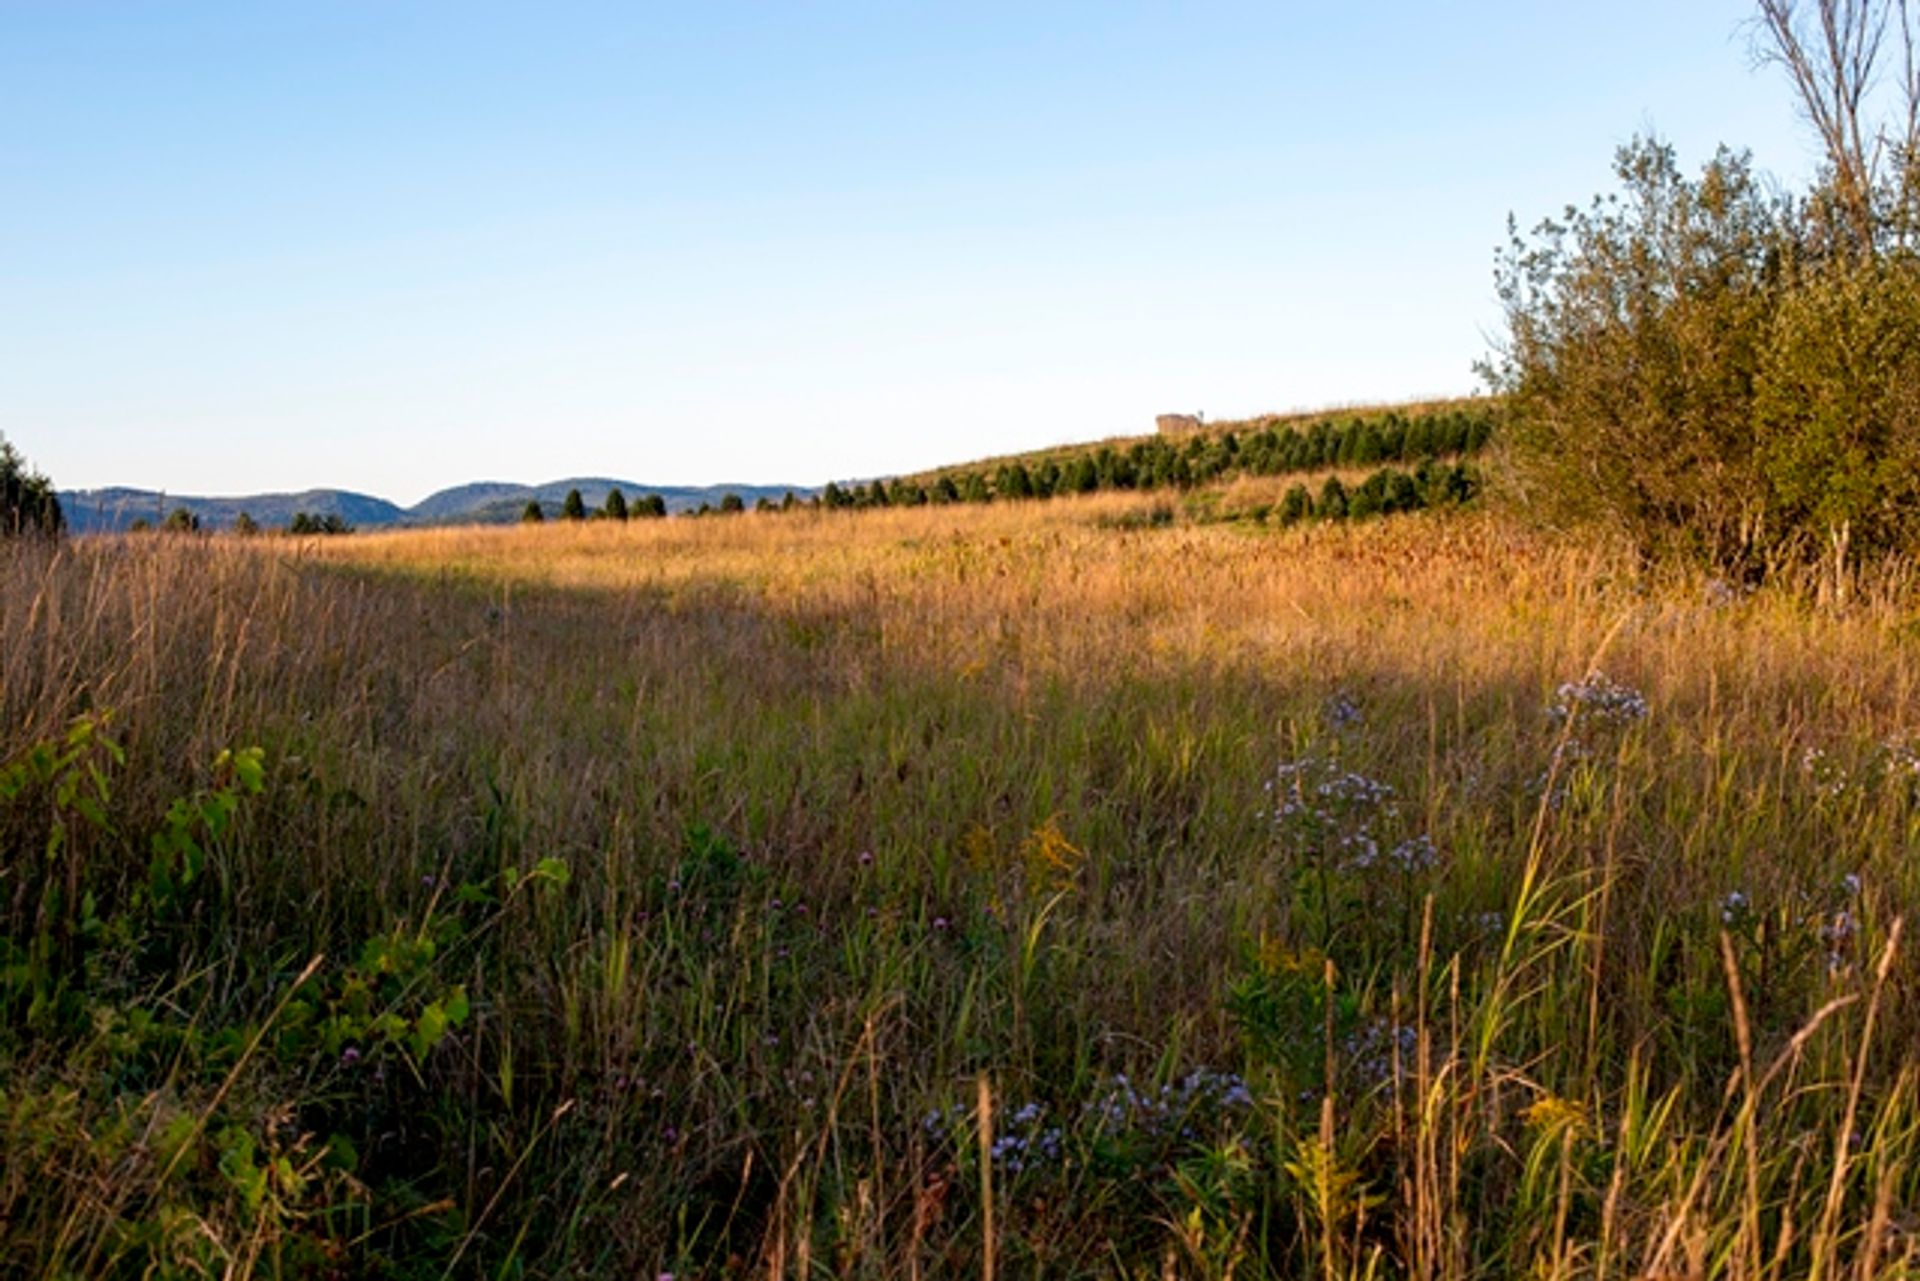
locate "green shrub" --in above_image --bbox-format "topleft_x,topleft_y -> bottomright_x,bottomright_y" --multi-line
1384,469 -> 1421,514
1753,257 -> 1920,562
1350,472 -> 1388,519
1488,139 -> 1783,567
995,462 -> 1035,500
1490,126 -> 1920,573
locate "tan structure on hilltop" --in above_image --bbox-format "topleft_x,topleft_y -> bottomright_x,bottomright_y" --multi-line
1155,413 -> 1204,436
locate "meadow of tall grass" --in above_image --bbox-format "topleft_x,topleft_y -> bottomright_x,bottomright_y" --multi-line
7,491 -> 1920,1277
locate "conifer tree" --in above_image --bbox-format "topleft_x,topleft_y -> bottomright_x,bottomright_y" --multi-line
1318,476 -> 1349,520
0,436 -> 64,536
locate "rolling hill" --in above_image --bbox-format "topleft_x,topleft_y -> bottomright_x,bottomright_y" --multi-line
58,487 -> 406,534
57,478 -> 814,533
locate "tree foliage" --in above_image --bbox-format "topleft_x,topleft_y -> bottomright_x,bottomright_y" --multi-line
0,436 -> 63,537
826,405 -> 1493,514
288,512 -> 351,536
1485,140 -> 1790,566
1486,2 -> 1920,574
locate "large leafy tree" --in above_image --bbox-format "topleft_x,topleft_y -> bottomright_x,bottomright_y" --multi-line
1487,1 -> 1920,573
1485,140 -> 1790,567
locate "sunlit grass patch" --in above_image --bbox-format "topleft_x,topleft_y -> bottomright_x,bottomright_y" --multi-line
6,500 -> 1920,1274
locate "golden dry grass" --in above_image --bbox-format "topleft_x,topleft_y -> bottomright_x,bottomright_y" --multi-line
8,497 -> 1920,1276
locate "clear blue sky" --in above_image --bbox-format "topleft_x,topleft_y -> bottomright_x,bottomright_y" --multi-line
5,2 -> 1816,503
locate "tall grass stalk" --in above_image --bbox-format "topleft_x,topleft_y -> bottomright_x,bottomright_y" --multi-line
5,500 -> 1920,1274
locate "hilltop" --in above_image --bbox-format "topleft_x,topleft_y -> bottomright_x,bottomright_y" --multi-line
57,486 -> 406,534
804,395 -> 1496,519
51,398 -> 1491,535
56,477 -> 812,533
891,393 -> 1492,487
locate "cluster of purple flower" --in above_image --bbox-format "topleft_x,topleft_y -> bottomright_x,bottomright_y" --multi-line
1535,672 -> 1650,806
1546,671 -> 1650,729
989,1101 -> 1065,1175
1343,1021 -> 1421,1085
919,1067 -> 1257,1178
1264,757 -> 1395,834
1265,756 -> 1440,877
1346,833 -> 1439,875
1324,691 -> 1365,730
1089,1067 -> 1255,1143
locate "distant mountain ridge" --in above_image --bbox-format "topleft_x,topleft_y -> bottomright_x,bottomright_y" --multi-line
58,478 -> 813,533
59,487 -> 405,534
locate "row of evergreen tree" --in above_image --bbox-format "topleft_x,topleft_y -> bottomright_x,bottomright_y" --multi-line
120,509 -> 350,536
2,408 -> 1493,540
1268,459 -> 1480,525
523,489 -> 671,522
818,405 -> 1495,511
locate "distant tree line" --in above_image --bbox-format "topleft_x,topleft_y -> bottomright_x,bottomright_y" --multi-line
1270,459 -> 1480,525
7,407 -> 1488,544
287,512 -> 351,535
524,489 -> 671,523
816,405 -> 1494,511
125,508 -> 202,534
122,509 -> 349,535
